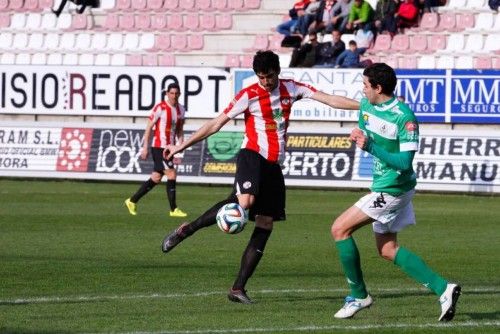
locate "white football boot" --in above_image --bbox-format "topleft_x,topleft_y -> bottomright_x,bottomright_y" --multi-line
334,295 -> 373,319
438,283 -> 461,321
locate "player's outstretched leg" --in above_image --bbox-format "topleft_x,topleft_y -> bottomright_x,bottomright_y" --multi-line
439,283 -> 461,321
161,194 -> 238,253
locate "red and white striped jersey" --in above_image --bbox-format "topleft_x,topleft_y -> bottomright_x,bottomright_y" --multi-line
224,79 -> 317,163
149,101 -> 186,148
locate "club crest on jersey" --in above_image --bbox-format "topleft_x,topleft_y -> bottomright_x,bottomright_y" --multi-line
272,109 -> 284,120
281,97 -> 291,106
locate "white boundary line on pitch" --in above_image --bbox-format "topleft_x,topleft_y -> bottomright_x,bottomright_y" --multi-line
1,287 -> 499,305
96,321 -> 500,334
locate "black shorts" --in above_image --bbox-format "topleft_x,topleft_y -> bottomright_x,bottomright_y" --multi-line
151,147 -> 174,172
233,149 -> 286,222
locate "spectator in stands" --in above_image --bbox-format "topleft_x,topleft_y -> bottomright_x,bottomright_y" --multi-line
289,32 -> 321,67
418,0 -> 440,13
396,0 -> 419,32
354,23 -> 374,51
308,0 -> 337,34
373,0 -> 399,36
314,30 -> 346,67
346,0 -> 375,33
276,0 -> 311,36
325,0 -> 354,34
489,0 -> 499,11
295,0 -> 322,36
53,0 -> 99,16
335,40 -> 368,68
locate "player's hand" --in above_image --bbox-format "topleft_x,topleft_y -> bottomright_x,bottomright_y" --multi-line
164,145 -> 179,160
350,128 -> 368,149
140,147 -> 148,160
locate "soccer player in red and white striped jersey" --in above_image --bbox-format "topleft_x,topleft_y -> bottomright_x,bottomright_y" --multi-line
125,83 -> 188,218
161,50 -> 359,303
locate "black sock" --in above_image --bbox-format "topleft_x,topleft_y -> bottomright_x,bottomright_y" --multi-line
166,179 -> 177,211
183,193 -> 238,236
233,227 -> 272,290
130,178 -> 157,203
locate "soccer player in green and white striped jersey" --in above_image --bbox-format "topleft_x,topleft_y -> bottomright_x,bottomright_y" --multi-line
331,63 -> 461,321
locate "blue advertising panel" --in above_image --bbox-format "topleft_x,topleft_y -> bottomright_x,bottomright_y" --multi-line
449,70 -> 500,124
395,69 -> 447,123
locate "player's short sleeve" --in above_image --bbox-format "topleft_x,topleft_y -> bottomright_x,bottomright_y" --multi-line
293,80 -> 317,99
149,103 -> 162,122
223,89 -> 249,119
398,113 -> 419,152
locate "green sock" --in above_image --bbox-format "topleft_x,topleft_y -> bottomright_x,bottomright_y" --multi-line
335,237 -> 368,299
394,247 -> 448,296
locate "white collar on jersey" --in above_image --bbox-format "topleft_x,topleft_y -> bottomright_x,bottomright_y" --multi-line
373,97 -> 397,112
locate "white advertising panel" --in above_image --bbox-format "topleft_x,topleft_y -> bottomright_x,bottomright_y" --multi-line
0,65 -> 231,117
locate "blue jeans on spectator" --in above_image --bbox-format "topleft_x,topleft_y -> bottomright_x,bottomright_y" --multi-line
277,19 -> 298,36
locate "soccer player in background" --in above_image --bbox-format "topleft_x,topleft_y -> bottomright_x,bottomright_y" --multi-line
125,83 -> 188,218
331,63 -> 461,320
161,50 -> 359,304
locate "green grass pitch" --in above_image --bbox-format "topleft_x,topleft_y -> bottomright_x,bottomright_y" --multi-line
0,179 -> 499,334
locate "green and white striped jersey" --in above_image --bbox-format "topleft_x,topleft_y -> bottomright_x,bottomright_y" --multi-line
358,97 -> 419,195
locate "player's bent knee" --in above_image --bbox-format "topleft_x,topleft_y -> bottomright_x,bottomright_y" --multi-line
378,247 -> 396,261
151,173 -> 162,183
331,222 -> 347,240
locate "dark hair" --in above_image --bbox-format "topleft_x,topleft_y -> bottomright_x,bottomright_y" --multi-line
348,40 -> 357,46
166,83 -> 180,92
363,63 -> 397,95
252,50 -> 280,74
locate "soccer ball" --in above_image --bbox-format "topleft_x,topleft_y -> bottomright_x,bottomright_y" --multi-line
216,203 -> 248,234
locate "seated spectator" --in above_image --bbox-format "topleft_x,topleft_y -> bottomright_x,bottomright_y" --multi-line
276,0 -> 311,37
313,30 -> 346,67
396,0 -> 419,32
325,0 -> 353,34
309,0 -> 337,34
345,0 -> 375,33
489,0 -> 499,11
354,23 -> 374,51
289,32 -> 321,67
295,0 -> 322,36
417,0 -> 440,13
374,0 -> 399,36
335,40 -> 368,68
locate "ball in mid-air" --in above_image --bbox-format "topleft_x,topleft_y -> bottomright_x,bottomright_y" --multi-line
216,203 -> 248,234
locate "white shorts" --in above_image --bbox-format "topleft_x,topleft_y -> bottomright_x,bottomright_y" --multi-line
354,190 -> 416,234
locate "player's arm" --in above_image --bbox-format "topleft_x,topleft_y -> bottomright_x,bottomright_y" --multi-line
352,128 -> 414,170
141,119 -> 155,160
365,141 -> 415,171
165,112 -> 231,159
310,91 -> 360,110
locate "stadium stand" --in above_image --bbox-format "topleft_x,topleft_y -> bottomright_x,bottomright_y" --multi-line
0,0 -> 498,68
